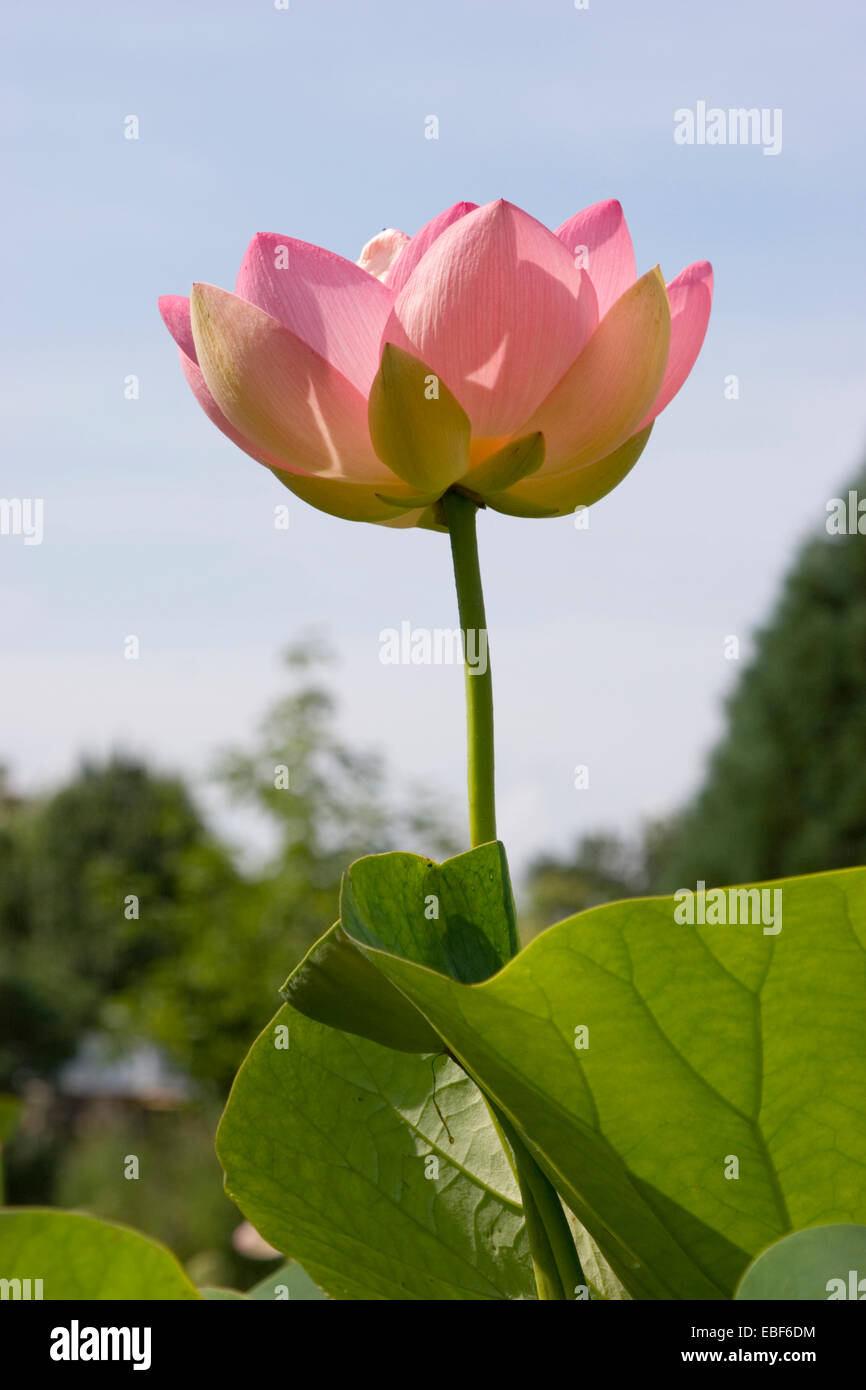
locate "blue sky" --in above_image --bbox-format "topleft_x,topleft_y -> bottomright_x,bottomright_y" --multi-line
2,0 -> 864,876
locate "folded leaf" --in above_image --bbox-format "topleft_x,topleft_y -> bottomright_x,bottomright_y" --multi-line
341,840 -> 518,979
282,924 -> 442,1054
284,841 -> 518,1051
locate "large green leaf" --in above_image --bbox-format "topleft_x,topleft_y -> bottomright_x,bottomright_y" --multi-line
284,841 -> 517,1051
0,1209 -> 199,1299
336,862 -> 866,1300
217,1006 -> 535,1301
735,1224 -> 866,1300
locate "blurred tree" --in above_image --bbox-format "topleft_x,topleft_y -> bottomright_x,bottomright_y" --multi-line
524,832 -> 643,932
522,820 -> 677,937
0,758 -> 236,1206
0,757 -> 234,1090
657,462 -> 866,890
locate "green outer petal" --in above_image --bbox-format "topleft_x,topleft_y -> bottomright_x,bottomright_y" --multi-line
368,344 -> 471,493
486,425 -> 653,518
461,432 -> 545,495
382,504 -> 447,532
267,466 -> 429,524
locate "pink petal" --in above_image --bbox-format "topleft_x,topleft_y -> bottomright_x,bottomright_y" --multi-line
520,267 -> 670,477
159,291 -> 434,519
555,199 -> 637,320
190,283 -> 391,482
639,261 -> 713,428
385,199 -> 598,438
160,294 -> 272,464
159,294 -> 198,362
234,234 -> 394,393
385,201 -> 478,294
177,351 -> 274,465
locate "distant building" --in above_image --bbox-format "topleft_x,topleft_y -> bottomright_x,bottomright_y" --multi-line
57,1036 -> 192,1109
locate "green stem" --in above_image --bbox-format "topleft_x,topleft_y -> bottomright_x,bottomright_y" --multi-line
444,488 -> 585,1300
443,491 -> 496,847
494,1105 -> 587,1301
485,1102 -> 564,1299
512,1164 -> 566,1300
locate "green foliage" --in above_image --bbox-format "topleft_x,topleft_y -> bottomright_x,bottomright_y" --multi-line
0,1094 -> 20,1144
0,756 -> 235,1089
218,1009 -> 535,1300
285,842 -> 517,1052
222,845 -> 866,1300
0,1092 -> 21,1201
0,1208 -> 199,1299
284,925 -> 443,1054
524,831 -> 651,935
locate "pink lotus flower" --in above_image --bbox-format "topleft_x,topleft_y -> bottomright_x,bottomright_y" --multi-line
159,200 -> 712,528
